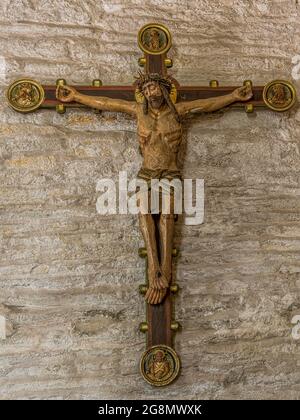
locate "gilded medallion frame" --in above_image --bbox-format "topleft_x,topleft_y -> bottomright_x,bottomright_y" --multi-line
262,79 -> 296,112
7,79 -> 45,113
140,344 -> 181,387
138,23 -> 172,56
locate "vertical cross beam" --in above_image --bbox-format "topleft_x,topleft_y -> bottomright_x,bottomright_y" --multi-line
137,24 -> 181,387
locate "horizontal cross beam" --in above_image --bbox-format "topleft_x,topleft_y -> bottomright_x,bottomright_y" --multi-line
8,81 -> 279,114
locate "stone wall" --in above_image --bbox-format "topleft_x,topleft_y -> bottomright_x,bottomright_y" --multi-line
0,0 -> 300,399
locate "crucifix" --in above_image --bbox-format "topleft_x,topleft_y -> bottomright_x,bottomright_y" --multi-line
7,23 -> 296,387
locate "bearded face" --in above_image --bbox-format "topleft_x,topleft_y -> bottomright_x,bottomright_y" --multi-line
142,81 -> 164,109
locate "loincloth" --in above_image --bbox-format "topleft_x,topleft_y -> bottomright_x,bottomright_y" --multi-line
136,168 -> 182,214
137,168 -> 182,194
137,167 -> 181,188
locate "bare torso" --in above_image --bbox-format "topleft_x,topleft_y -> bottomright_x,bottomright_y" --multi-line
136,103 -> 182,171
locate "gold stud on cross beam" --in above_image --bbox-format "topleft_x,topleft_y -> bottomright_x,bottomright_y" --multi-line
209,80 -> 219,88
138,247 -> 147,258
172,248 -> 179,257
164,58 -> 173,68
92,79 -> 102,87
170,321 -> 181,332
170,284 -> 179,294
56,79 -> 66,87
139,322 -> 148,333
56,104 -> 66,114
139,284 -> 148,295
245,103 -> 254,113
138,57 -> 146,67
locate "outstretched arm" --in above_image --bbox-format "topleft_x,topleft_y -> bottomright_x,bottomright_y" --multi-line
56,85 -> 137,116
176,85 -> 253,117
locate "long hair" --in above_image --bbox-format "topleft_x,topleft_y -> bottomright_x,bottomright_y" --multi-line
135,71 -> 181,123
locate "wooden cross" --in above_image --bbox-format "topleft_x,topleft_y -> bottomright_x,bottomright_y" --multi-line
6,23 -> 296,387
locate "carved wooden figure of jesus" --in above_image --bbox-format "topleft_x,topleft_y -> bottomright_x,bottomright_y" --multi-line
56,74 -> 252,305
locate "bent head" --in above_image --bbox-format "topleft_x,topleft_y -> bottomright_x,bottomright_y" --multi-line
142,81 -> 164,109
135,72 -> 181,122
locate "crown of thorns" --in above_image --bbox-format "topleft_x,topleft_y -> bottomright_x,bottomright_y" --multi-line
135,71 -> 173,93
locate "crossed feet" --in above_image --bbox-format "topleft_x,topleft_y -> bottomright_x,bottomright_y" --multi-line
145,266 -> 170,305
